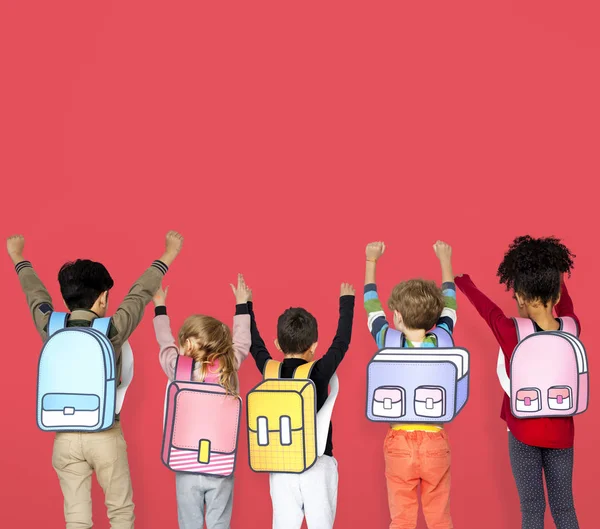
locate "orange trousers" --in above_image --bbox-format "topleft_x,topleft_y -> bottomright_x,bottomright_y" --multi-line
384,429 -> 453,529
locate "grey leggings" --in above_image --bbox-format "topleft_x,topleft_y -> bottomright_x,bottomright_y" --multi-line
508,433 -> 579,529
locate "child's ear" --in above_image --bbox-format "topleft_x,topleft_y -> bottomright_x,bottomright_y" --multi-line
310,342 -> 318,356
274,339 -> 283,352
100,291 -> 109,308
394,310 -> 403,324
515,293 -> 526,308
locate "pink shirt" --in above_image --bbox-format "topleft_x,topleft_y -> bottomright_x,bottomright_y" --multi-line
153,313 -> 251,382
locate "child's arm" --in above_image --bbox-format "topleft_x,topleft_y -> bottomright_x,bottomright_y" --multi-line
433,241 -> 457,335
312,284 -> 356,378
7,235 -> 53,340
555,279 -> 581,332
152,285 -> 178,381
111,231 -> 184,352
364,241 -> 391,348
454,274 -> 515,349
230,274 -> 252,368
248,292 -> 273,374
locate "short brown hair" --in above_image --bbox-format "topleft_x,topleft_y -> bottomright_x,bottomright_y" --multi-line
387,279 -> 445,331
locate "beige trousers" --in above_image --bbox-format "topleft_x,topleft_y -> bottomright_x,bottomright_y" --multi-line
52,422 -> 135,529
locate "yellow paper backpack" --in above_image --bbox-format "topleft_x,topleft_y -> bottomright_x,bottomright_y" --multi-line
247,360 -> 317,473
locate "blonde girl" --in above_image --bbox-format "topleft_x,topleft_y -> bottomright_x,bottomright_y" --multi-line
152,274 -> 252,529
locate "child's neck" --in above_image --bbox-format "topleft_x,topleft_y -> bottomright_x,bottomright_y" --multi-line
404,328 -> 427,343
527,306 -> 559,331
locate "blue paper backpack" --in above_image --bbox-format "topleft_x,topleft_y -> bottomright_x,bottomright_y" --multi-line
36,312 -> 127,432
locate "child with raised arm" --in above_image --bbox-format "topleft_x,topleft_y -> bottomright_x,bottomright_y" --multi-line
151,273 -> 252,529
364,241 -> 457,529
455,235 -> 580,529
248,282 -> 356,529
6,231 -> 184,529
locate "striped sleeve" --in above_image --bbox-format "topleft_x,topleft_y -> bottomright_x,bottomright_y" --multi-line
437,281 -> 457,335
364,283 -> 389,349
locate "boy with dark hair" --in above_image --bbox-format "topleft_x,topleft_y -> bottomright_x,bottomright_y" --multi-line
248,283 -> 356,529
6,231 -> 184,529
364,240 -> 457,529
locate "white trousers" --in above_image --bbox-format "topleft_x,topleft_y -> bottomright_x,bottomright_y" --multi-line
269,456 -> 338,529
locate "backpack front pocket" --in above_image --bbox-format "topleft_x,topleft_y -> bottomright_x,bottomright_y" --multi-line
548,386 -> 572,410
41,394 -> 100,428
515,388 -> 541,413
372,387 -> 405,418
414,386 -> 446,418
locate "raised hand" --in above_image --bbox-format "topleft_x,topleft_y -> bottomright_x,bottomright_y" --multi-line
6,234 -> 25,264
340,282 -> 356,297
230,273 -> 252,304
153,284 -> 169,306
165,231 -> 184,257
366,241 -> 386,261
433,240 -> 452,262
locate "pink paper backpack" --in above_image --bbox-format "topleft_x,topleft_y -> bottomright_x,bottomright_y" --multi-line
509,317 -> 589,418
162,356 -> 241,476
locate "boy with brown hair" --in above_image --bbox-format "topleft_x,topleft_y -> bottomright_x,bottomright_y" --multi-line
364,240 -> 457,529
6,230 -> 183,529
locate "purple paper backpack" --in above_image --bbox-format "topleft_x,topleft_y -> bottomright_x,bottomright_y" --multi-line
366,327 -> 470,423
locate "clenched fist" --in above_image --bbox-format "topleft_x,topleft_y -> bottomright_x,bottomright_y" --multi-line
433,240 -> 452,262
366,241 -> 386,261
165,231 -> 184,256
6,234 -> 25,263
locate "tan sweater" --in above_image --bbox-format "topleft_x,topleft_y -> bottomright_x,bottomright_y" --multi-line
16,260 -> 167,386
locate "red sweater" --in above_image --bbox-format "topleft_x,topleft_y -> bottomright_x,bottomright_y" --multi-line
455,274 -> 579,449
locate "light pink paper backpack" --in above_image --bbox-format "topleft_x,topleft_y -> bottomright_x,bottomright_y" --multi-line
162,356 -> 241,476
509,317 -> 589,418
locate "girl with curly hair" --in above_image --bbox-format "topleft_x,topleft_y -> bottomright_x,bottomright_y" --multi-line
455,236 -> 579,529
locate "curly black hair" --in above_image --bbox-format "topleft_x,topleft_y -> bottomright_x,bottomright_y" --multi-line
497,235 -> 575,306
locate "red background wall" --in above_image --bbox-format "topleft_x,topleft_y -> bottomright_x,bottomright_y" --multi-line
1,2 -> 597,528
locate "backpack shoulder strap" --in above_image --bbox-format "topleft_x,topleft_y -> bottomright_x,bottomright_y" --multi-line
558,317 -> 579,338
174,355 -> 194,381
513,318 -> 536,341
263,359 -> 282,380
316,372 -> 339,456
384,328 -> 404,348
116,340 -> 134,414
293,361 -> 315,380
91,317 -> 112,337
428,326 -> 454,347
48,312 -> 68,336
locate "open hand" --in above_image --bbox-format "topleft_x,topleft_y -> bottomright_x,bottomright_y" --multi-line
153,285 -> 169,306
366,241 -> 385,261
231,273 -> 252,304
340,283 -> 356,297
